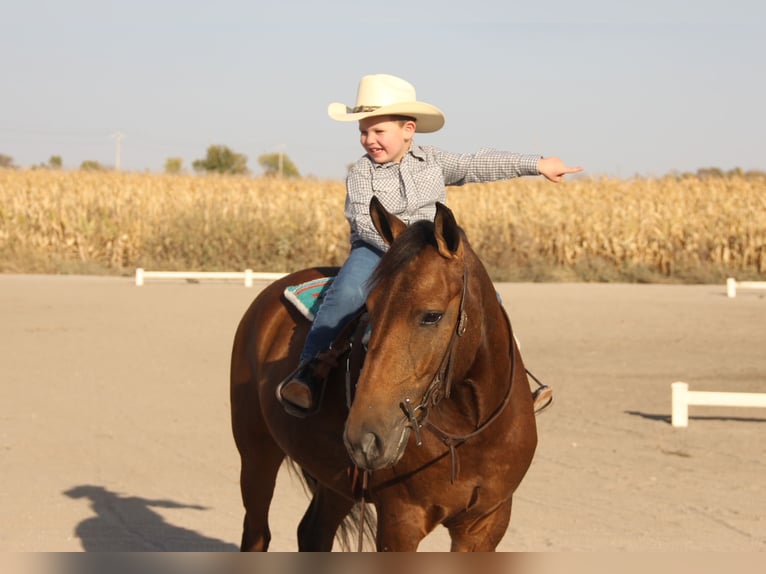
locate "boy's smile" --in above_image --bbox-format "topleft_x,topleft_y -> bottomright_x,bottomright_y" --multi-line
359,115 -> 416,164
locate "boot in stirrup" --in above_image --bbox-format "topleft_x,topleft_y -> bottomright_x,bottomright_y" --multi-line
276,352 -> 336,418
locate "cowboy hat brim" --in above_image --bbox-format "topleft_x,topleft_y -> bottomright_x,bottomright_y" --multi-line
327,102 -> 445,133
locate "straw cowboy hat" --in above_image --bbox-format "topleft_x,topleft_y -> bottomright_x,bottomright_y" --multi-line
327,74 -> 445,133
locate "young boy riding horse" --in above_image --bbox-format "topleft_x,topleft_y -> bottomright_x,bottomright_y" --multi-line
278,73 -> 582,417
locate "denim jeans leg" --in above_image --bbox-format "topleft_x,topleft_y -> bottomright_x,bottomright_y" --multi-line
300,242 -> 382,362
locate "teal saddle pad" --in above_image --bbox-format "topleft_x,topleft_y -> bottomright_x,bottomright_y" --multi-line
283,276 -> 334,321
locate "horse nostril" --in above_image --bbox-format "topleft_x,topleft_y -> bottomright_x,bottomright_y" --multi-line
361,431 -> 379,461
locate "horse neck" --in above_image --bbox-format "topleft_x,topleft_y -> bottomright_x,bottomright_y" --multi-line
439,253 -> 513,427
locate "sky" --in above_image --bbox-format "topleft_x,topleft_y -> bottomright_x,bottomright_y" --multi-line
1,0 -> 764,179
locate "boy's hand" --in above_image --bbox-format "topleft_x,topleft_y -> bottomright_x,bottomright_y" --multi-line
537,157 -> 583,182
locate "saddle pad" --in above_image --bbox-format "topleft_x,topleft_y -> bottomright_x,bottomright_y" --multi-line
283,276 -> 334,321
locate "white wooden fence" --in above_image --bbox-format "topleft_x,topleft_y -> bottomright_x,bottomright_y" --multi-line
726,278 -> 766,298
135,268 -> 285,287
671,381 -> 766,427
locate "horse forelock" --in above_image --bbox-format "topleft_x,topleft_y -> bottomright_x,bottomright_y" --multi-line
370,219 -> 473,289
368,219 -> 439,290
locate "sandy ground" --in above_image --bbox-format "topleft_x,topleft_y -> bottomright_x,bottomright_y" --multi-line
1,273 -> 764,552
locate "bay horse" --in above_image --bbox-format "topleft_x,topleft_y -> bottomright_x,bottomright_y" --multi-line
230,198 -> 537,551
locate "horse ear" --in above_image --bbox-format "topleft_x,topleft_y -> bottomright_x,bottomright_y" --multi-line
370,196 -> 407,246
434,202 -> 463,259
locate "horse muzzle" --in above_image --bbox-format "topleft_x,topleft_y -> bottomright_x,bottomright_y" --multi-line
343,418 -> 410,471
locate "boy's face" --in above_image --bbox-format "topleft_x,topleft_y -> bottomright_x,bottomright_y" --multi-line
358,116 -> 416,164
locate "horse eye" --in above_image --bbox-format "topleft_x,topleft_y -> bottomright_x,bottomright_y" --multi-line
421,312 -> 443,326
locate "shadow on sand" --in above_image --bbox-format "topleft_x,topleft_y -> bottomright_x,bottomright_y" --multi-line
63,484 -> 238,551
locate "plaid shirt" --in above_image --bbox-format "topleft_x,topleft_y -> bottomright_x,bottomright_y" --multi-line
345,143 -> 541,251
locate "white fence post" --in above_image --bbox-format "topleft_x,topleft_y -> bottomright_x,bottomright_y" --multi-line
726,278 -> 737,298
671,382 -> 689,427
135,267 -> 145,286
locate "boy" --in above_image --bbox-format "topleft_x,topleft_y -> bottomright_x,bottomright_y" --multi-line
279,73 -> 582,416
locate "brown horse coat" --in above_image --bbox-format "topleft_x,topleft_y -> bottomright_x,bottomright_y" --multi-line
230,198 -> 537,551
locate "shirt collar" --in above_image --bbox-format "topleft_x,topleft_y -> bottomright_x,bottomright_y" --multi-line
408,142 -> 426,161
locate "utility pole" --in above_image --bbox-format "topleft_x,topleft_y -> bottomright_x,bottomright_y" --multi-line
276,143 -> 285,178
113,131 -> 124,170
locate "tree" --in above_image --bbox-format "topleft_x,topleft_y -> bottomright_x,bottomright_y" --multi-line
164,157 -> 183,174
80,160 -> 104,171
48,156 -> 62,169
257,152 -> 300,178
0,153 -> 15,169
696,167 -> 724,179
192,145 -> 249,175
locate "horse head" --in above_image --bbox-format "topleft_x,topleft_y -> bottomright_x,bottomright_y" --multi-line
343,197 -> 488,471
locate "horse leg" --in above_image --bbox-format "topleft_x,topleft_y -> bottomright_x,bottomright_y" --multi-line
233,377 -> 285,551
444,499 -> 513,552
238,438 -> 285,551
296,483 -> 355,551
375,504 -> 430,551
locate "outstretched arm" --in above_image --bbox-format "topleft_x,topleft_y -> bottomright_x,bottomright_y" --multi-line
537,157 -> 583,182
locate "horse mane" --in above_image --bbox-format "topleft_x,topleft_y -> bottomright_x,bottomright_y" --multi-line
368,219 -> 439,290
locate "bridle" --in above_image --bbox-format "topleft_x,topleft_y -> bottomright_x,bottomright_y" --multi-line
400,264 -> 517,484
401,265 -> 468,447
350,263 -> 518,551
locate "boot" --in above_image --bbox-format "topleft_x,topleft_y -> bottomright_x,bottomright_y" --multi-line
277,352 -> 337,418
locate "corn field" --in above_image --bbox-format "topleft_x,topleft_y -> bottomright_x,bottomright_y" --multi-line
1,169 -> 764,283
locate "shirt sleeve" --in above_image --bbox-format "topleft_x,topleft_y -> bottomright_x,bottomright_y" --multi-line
430,147 -> 541,186
344,157 -> 390,252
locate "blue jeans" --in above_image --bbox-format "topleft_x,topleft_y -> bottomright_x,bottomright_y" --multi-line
300,241 -> 383,362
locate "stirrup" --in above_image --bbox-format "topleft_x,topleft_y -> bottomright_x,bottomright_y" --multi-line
532,384 -> 553,415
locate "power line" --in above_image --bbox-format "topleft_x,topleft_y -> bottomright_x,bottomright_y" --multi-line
276,143 -> 285,178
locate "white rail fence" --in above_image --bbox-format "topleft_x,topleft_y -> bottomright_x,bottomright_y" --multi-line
674,278 -> 766,427
726,277 -> 766,298
671,381 -> 766,427
135,268 -> 286,287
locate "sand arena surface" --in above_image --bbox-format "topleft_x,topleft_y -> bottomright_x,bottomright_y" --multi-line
1,274 -> 764,551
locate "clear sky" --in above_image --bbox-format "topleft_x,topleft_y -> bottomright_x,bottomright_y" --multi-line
2,0 -> 764,179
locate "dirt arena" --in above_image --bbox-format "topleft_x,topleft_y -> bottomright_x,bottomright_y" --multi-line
1,274 -> 764,551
